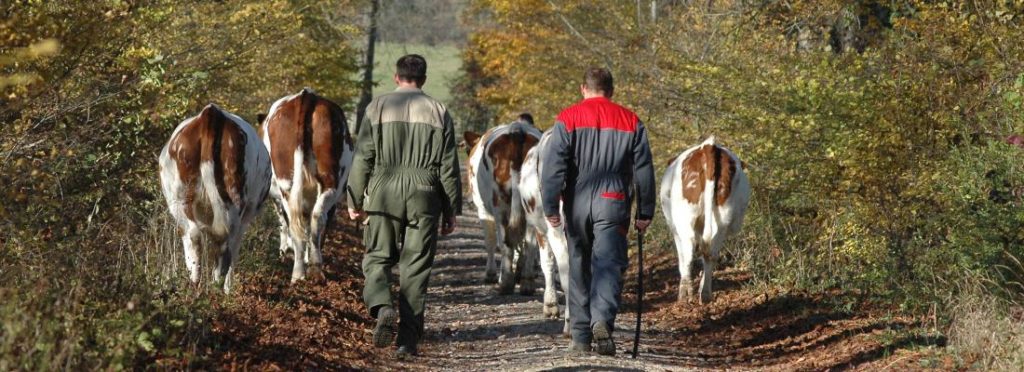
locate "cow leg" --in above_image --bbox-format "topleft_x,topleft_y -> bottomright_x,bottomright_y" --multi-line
483,220 -> 498,284
700,232 -> 724,304
518,238 -> 538,296
272,197 -> 291,259
182,225 -> 201,283
548,228 -> 572,336
497,224 -> 515,295
307,188 -> 338,282
290,233 -> 306,282
537,232 -> 559,318
699,250 -> 717,305
208,232 -> 229,288
221,226 -> 243,294
674,228 -> 698,303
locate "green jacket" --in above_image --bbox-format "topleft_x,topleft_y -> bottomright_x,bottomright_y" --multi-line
348,87 -> 462,217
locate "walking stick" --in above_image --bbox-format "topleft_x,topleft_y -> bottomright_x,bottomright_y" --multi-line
632,229 -> 644,359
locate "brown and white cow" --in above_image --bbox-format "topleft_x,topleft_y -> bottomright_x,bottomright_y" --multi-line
261,88 -> 354,282
465,121 -> 543,294
520,130 -> 571,334
159,104 -> 272,294
660,136 -> 751,304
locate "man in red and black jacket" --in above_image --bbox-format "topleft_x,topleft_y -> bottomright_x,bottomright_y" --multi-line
541,67 -> 655,356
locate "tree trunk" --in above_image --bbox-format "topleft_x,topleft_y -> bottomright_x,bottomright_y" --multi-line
354,0 -> 379,135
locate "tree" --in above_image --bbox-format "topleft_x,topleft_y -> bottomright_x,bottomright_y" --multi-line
356,0 -> 380,133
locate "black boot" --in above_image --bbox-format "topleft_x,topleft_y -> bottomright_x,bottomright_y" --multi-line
373,306 -> 398,348
395,344 -> 418,359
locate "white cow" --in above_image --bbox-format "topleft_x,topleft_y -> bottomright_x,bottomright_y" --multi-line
660,136 -> 751,304
159,104 -> 272,294
261,88 -> 354,282
464,121 -> 543,294
520,130 -> 571,334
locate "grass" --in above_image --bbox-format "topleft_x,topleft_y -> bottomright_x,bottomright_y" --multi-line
369,42 -> 462,103
0,208 -> 214,369
947,275 -> 1024,370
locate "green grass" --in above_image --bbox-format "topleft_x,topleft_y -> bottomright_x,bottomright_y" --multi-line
370,42 -> 462,103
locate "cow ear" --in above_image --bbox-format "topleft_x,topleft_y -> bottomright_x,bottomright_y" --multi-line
463,131 -> 481,149
256,113 -> 267,125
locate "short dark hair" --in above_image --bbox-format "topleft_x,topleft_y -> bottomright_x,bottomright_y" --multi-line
584,67 -> 614,95
396,54 -> 427,84
517,113 -> 534,125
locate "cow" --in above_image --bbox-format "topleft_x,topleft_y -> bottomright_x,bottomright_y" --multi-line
520,130 -> 571,334
261,88 -> 354,282
464,121 -> 542,294
660,136 -> 751,304
159,104 -> 272,294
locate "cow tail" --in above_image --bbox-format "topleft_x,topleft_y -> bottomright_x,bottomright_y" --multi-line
701,136 -> 719,246
288,89 -> 322,243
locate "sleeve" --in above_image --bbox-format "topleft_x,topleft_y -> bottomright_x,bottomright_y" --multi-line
540,121 -> 571,217
439,111 -> 462,217
347,114 -> 375,210
633,121 -> 656,220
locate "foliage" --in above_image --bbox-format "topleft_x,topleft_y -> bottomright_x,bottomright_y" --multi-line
453,0 -> 1024,313
0,0 -> 363,367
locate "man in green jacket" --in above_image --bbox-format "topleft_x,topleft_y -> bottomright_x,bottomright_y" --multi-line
347,54 -> 461,358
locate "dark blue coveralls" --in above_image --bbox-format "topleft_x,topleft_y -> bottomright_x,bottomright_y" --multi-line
540,96 -> 656,344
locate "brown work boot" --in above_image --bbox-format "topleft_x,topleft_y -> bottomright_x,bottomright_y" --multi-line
592,323 -> 615,356
569,341 -> 592,355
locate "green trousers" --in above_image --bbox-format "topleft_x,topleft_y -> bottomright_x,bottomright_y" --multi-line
361,173 -> 440,347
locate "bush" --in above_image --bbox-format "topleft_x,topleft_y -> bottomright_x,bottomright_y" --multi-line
0,0 -> 362,367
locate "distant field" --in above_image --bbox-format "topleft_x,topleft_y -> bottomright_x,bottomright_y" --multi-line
370,42 -> 462,103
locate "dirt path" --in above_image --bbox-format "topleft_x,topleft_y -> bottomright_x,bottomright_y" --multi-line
374,200 -> 947,371
197,203 -> 946,371
378,210 -> 688,371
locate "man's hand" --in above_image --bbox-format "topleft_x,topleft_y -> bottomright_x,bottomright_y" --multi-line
547,215 -> 562,228
440,214 -> 457,235
348,208 -> 366,221
635,218 -> 651,232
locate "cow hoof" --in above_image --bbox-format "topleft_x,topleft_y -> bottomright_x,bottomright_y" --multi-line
496,282 -> 515,295
699,291 -> 714,305
519,285 -> 536,296
307,266 -> 325,282
484,273 -> 498,284
543,303 -> 560,318
563,323 -> 571,337
677,283 -> 695,303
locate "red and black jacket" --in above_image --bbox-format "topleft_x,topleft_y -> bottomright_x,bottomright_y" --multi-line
541,96 -> 656,221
